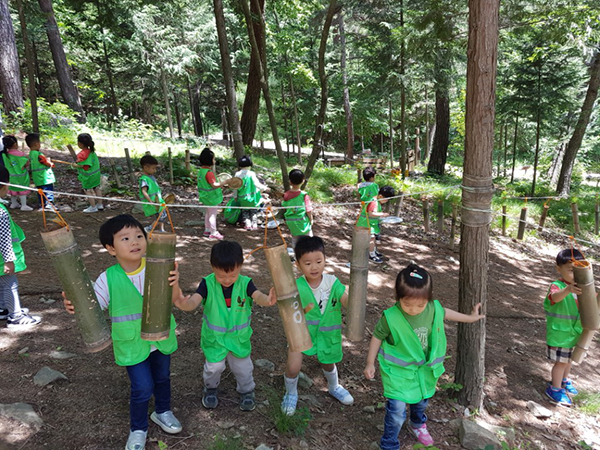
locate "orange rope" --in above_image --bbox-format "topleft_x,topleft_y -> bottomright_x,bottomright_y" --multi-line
148,204 -> 175,238
38,188 -> 69,230
570,235 -> 587,266
245,206 -> 287,260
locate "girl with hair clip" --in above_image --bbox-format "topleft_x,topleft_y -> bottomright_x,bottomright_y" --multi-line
364,263 -> 485,450
74,133 -> 103,213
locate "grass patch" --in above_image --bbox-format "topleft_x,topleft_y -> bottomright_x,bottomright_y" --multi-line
264,388 -> 311,436
574,390 -> 600,415
205,434 -> 243,450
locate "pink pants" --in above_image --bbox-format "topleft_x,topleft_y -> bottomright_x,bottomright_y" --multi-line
204,207 -> 218,234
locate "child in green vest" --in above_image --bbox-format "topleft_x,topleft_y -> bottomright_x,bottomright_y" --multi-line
0,166 -> 41,327
172,240 -> 276,411
1,135 -> 33,211
357,166 -> 379,202
197,148 -> 229,240
282,169 -> 313,248
139,154 -> 166,232
364,263 -> 484,449
281,236 -> 353,416
543,249 -> 584,407
63,214 -> 182,450
74,133 -> 103,213
356,185 -> 395,264
234,155 -> 268,230
26,133 -> 56,211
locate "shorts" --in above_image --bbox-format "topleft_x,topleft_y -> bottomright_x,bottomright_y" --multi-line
547,346 -> 573,363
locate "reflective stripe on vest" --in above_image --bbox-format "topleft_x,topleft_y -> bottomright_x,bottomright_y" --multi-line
203,314 -> 251,333
111,313 -> 143,323
378,349 -> 445,367
546,311 -> 579,320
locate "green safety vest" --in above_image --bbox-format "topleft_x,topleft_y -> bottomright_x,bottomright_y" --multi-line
356,200 -> 381,234
139,174 -> 164,217
201,273 -> 253,362
544,280 -> 583,348
29,150 -> 56,186
378,300 -> 447,403
107,263 -> 177,366
197,168 -> 223,206
0,204 -> 26,273
224,198 -> 242,224
297,276 -> 346,364
2,153 -> 30,190
237,175 -> 261,208
77,152 -> 101,190
282,192 -> 311,236
358,182 -> 379,202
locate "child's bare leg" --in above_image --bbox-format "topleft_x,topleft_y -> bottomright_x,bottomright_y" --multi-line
562,362 -> 572,382
85,189 -> 97,207
285,350 -> 303,378
282,350 -> 303,415
551,361 -> 569,389
369,236 -> 375,253
94,187 -> 103,207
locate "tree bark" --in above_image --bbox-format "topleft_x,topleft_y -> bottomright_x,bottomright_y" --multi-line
427,86 -> 450,175
399,0 -> 406,176
338,10 -> 354,160
456,0 -> 499,410
37,0 -> 85,122
213,0 -> 244,159
531,69 -> 542,197
510,113 -> 518,183
15,0 -> 38,132
160,69 -> 174,139
102,38 -> 118,119
173,89 -> 182,138
556,48 -> 600,196
389,99 -> 394,167
0,0 -> 24,113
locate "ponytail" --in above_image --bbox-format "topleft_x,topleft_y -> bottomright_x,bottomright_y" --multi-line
77,133 -> 95,152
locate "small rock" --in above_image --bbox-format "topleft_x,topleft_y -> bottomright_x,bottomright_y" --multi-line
45,298 -> 56,304
363,405 -> 375,413
18,347 -> 29,354
459,419 -> 501,450
369,442 -> 380,449
58,205 -> 73,213
49,350 -> 77,360
376,402 -> 385,409
463,407 -> 470,417
299,440 -> 309,448
298,394 -> 321,408
255,445 -> 273,450
255,359 -> 275,372
0,403 -> 43,431
376,424 -> 385,432
298,371 -> 314,389
33,367 -> 68,386
446,256 -> 459,264
475,420 -> 515,443
527,401 -> 553,418
184,220 -> 204,227
217,421 -> 235,429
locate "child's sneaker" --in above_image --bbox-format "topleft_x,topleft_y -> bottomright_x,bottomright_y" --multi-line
208,232 -> 224,240
545,386 -> 572,407
126,430 -> 147,450
7,312 -> 41,328
97,204 -> 105,211
150,410 -> 182,434
0,308 -> 29,320
369,254 -> 384,264
281,393 -> 298,416
562,379 -> 579,396
328,385 -> 354,405
202,230 -> 211,237
20,205 -> 33,211
202,387 -> 219,409
410,423 -> 434,446
239,391 -> 256,411
83,205 -> 98,213
144,225 -> 153,232
375,250 -> 383,257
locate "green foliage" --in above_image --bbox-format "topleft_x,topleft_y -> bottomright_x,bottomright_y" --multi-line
439,382 -> 463,393
413,444 -> 441,450
206,434 -> 242,450
573,390 -> 600,415
158,441 -> 168,450
264,389 -> 311,436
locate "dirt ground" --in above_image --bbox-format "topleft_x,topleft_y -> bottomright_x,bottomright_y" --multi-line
0,150 -> 599,450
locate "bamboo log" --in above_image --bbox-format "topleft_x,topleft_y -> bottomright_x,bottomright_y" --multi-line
573,262 -> 599,330
538,204 -> 549,232
168,147 -> 174,184
346,226 -> 371,341
66,144 -> 77,161
109,160 -> 122,189
572,329 -> 596,364
571,203 -> 581,234
40,226 -> 111,352
595,202 -> 599,235
437,199 -> 444,233
516,207 -> 527,240
185,149 -> 191,172
264,244 -> 312,352
501,205 -> 507,236
124,148 -> 136,184
423,198 -> 430,232
450,203 -> 457,250
141,232 -> 176,341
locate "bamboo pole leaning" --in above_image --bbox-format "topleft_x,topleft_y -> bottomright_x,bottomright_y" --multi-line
109,160 -> 122,189
595,201 -> 599,235
450,203 -> 457,251
572,260 -> 599,363
346,226 -> 371,341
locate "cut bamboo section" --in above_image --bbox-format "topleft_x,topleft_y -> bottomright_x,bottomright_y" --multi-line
573,262 -> 599,330
346,226 -> 370,341
264,244 -> 312,353
516,207 -> 527,240
141,232 -> 176,341
538,204 -> 549,231
572,329 -> 596,364
40,226 -> 111,352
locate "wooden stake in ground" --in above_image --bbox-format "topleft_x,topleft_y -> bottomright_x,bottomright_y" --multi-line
437,199 -> 444,233
571,202 -> 581,234
40,226 -> 111,352
595,201 -> 599,235
393,197 -> 402,216
185,149 -> 191,172
501,205 -> 507,236
109,160 -> 122,189
572,261 -> 599,363
264,244 -> 312,352
422,197 -> 430,232
141,232 -> 176,341
450,203 -> 457,250
516,207 -> 527,240
346,226 -> 370,341
124,147 -> 136,184
168,148 -> 174,184
538,204 -> 549,231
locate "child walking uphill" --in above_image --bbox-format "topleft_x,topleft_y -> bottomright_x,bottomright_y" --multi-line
357,166 -> 379,202
197,148 -> 228,240
356,185 -> 395,264
0,166 -> 41,327
235,155 -> 268,230
26,133 -> 56,210
281,236 -> 354,416
364,263 -> 484,449
1,135 -> 33,211
63,215 -> 182,450
74,133 -> 103,213
282,169 -> 313,248
139,154 -> 166,232
543,249 -> 584,407
172,240 -> 276,411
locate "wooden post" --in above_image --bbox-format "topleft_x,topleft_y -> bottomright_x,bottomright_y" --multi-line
124,148 -> 136,184
346,226 -> 371,341
109,160 -> 122,189
516,207 -> 527,240
141,232 -> 176,341
356,168 -> 361,184
168,147 -> 174,184
264,245 -> 312,352
437,199 -> 444,233
383,200 -> 391,213
595,202 -> 599,235
538,204 -> 549,231
394,197 -> 402,216
571,202 -> 581,234
66,144 -> 77,161
572,261 -> 599,363
501,205 -> 507,236
423,198 -> 430,232
185,149 -> 191,172
40,226 -> 111,352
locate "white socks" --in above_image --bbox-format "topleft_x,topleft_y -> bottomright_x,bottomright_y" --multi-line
284,375 -> 299,396
322,365 -> 339,392
370,251 -> 377,258
10,196 -> 19,208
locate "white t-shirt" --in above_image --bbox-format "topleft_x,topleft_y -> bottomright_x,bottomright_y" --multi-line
94,264 -> 146,310
234,169 -> 267,194
304,274 -> 337,315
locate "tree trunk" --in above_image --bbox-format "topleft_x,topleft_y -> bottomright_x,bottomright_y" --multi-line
160,69 -> 174,139
503,121 -> 508,177
102,38 -> 118,119
549,142 -> 566,187
510,113 -> 518,183
213,0 -> 244,159
389,100 -> 394,167
456,0 -> 499,410
338,10 -> 354,160
556,48 -> 600,196
427,87 -> 450,175
0,0 -> 24,113
173,89 -> 182,138
531,70 -> 542,197
15,0 -> 38,132
424,86 -> 430,162
32,38 -> 43,98
240,0 -> 265,146
290,77 -> 302,164
399,0 -> 406,176
37,0 -> 85,122
303,0 -> 340,185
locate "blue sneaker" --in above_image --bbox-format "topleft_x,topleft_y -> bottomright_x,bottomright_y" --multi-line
545,386 -> 572,407
562,379 -> 579,396
329,385 -> 354,405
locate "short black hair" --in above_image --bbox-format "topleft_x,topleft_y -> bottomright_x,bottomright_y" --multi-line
395,263 -> 433,301
238,155 -> 253,168
210,240 -> 243,272
99,214 -> 146,248
363,167 -> 376,181
199,148 -> 215,166
140,154 -> 159,167
25,133 -> 40,147
1,135 -> 18,151
289,169 -> 305,186
0,166 -> 9,184
294,235 -> 325,261
379,185 -> 396,198
556,248 -> 585,266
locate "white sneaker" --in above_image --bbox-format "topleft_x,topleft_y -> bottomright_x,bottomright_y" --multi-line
97,204 -> 105,211
20,205 -> 33,211
83,206 -> 98,213
9,203 -> 19,209
329,385 -> 354,405
125,430 -> 147,450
